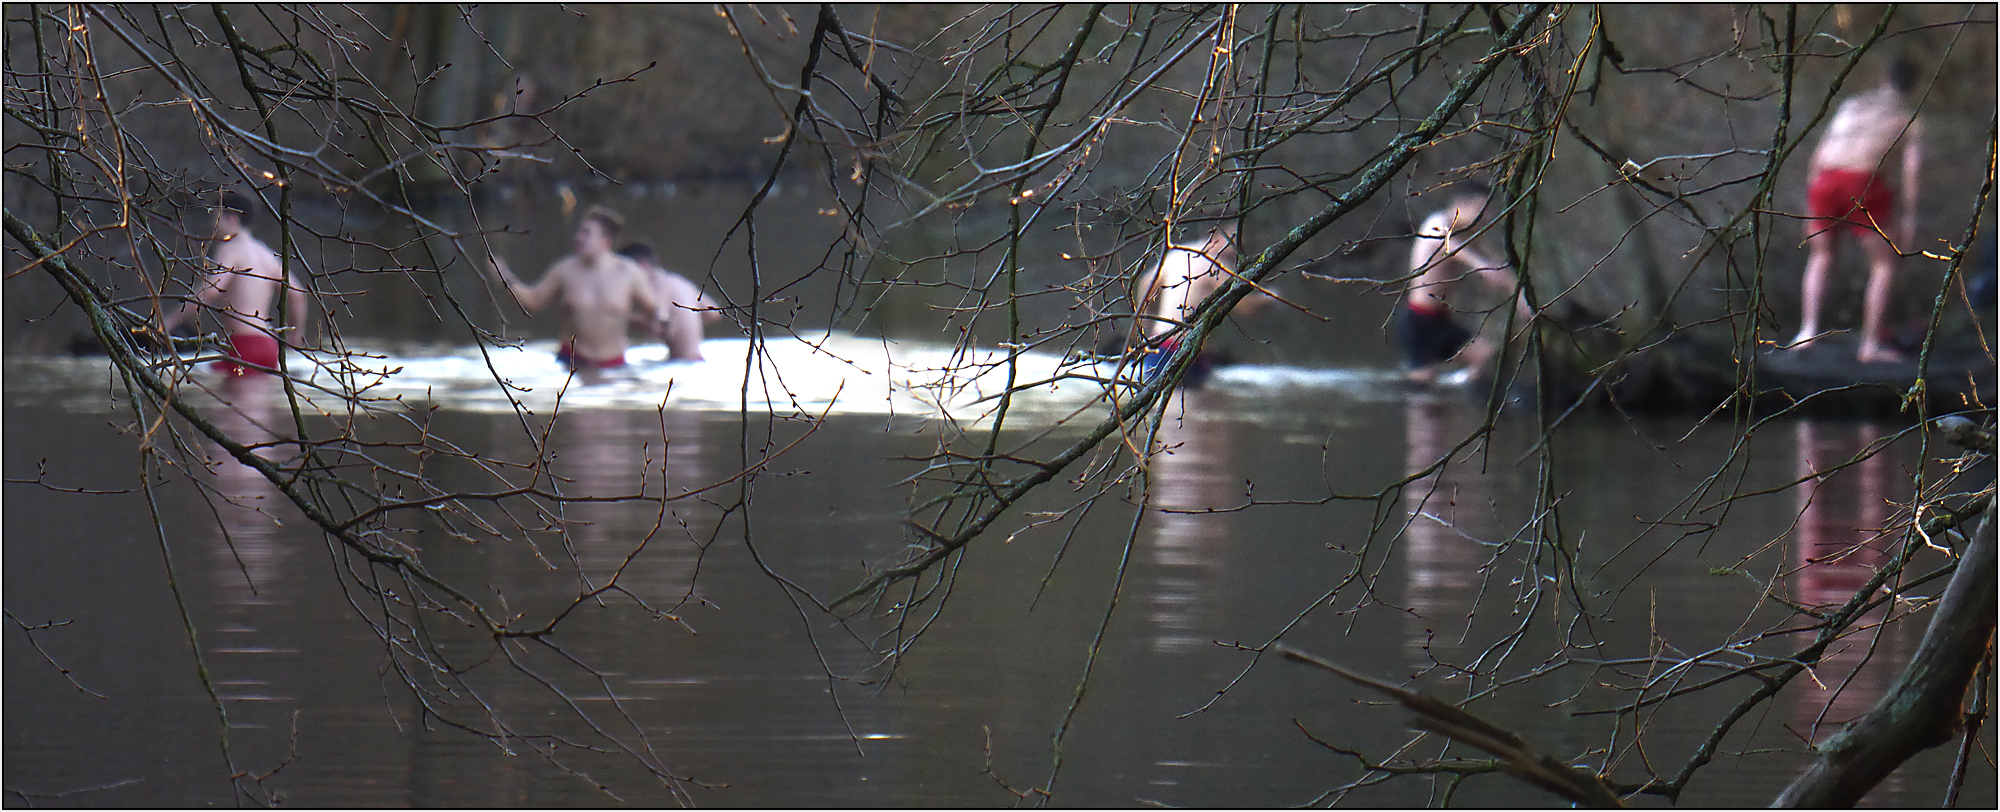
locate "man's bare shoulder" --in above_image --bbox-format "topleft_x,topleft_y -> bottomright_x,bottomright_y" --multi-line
1155,246 -> 1200,278
1415,210 -> 1455,239
1845,87 -> 1915,121
213,234 -> 279,272
543,254 -> 587,276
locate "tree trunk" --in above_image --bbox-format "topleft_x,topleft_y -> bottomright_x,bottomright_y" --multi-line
1773,511 -> 1997,807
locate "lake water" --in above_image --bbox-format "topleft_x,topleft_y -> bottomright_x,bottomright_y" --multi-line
4,334 -> 1990,807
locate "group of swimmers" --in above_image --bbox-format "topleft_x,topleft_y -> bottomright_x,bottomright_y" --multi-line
488,204 -> 720,371
1132,58 -> 1928,386
163,58 -> 1926,386
157,195 -> 720,379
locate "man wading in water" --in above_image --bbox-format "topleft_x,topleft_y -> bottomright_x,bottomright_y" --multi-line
618,242 -> 722,362
490,205 -> 662,372
1396,182 -> 1529,385
159,192 -> 312,377
1787,58 -> 1924,363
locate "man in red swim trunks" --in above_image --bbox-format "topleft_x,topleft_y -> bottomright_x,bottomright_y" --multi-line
160,192 -> 312,376
1789,59 -> 1923,363
489,205 -> 661,372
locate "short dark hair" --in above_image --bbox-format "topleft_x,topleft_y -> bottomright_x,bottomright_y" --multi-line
218,191 -> 254,226
617,242 -> 657,265
580,204 -> 625,239
1887,58 -> 1919,93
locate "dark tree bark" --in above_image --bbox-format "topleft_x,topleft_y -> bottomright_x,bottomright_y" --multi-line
1774,511 -> 1997,808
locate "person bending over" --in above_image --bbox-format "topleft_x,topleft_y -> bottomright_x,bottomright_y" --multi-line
490,205 -> 661,371
1398,182 -> 1528,385
1131,222 -> 1263,386
1789,58 -> 1923,363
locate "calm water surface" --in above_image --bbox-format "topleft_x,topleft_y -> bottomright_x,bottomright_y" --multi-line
5,343 -> 1990,808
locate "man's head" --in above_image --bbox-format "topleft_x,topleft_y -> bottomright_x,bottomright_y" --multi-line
575,204 -> 625,258
1886,58 -> 1919,94
1445,181 -> 1492,229
617,242 -> 659,269
214,191 -> 254,236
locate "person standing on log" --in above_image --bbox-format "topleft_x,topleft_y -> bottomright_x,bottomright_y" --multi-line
489,205 -> 662,372
1788,59 -> 1924,363
159,192 -> 312,377
1397,182 -> 1528,385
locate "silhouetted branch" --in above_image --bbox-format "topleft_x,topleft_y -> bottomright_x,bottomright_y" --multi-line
1774,511 -> 1996,807
1275,643 -> 1625,808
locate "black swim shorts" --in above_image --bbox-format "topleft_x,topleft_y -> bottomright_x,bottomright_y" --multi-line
1395,304 -> 1473,369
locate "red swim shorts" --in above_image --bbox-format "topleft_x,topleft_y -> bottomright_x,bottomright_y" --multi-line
214,333 -> 281,376
555,340 -> 627,370
1807,168 -> 1894,240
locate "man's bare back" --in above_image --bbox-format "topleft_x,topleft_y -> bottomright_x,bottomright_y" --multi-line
1397,185 -> 1524,383
617,243 -> 722,362
205,234 -> 295,332
1139,225 -> 1239,339
161,194 -> 310,375
1811,87 -> 1920,176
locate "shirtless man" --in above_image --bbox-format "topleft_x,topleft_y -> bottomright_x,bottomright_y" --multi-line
617,242 -> 722,362
1131,222 -> 1265,385
1398,182 -> 1528,385
489,205 -> 661,371
160,192 -> 311,377
1789,59 -> 1923,363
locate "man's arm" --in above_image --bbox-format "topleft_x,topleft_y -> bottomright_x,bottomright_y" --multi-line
492,255 -> 561,312
1446,233 -> 1532,322
159,268 -> 228,332
1443,229 -> 1504,274
1147,251 -> 1196,338
627,262 -> 663,324
1131,263 -> 1159,322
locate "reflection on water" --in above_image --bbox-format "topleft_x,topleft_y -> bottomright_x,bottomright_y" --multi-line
200,376 -> 306,801
1144,391 -> 1233,655
4,357 -> 1989,807
551,406 -> 708,612
1786,421 -> 1911,760
1400,395 -> 1501,677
